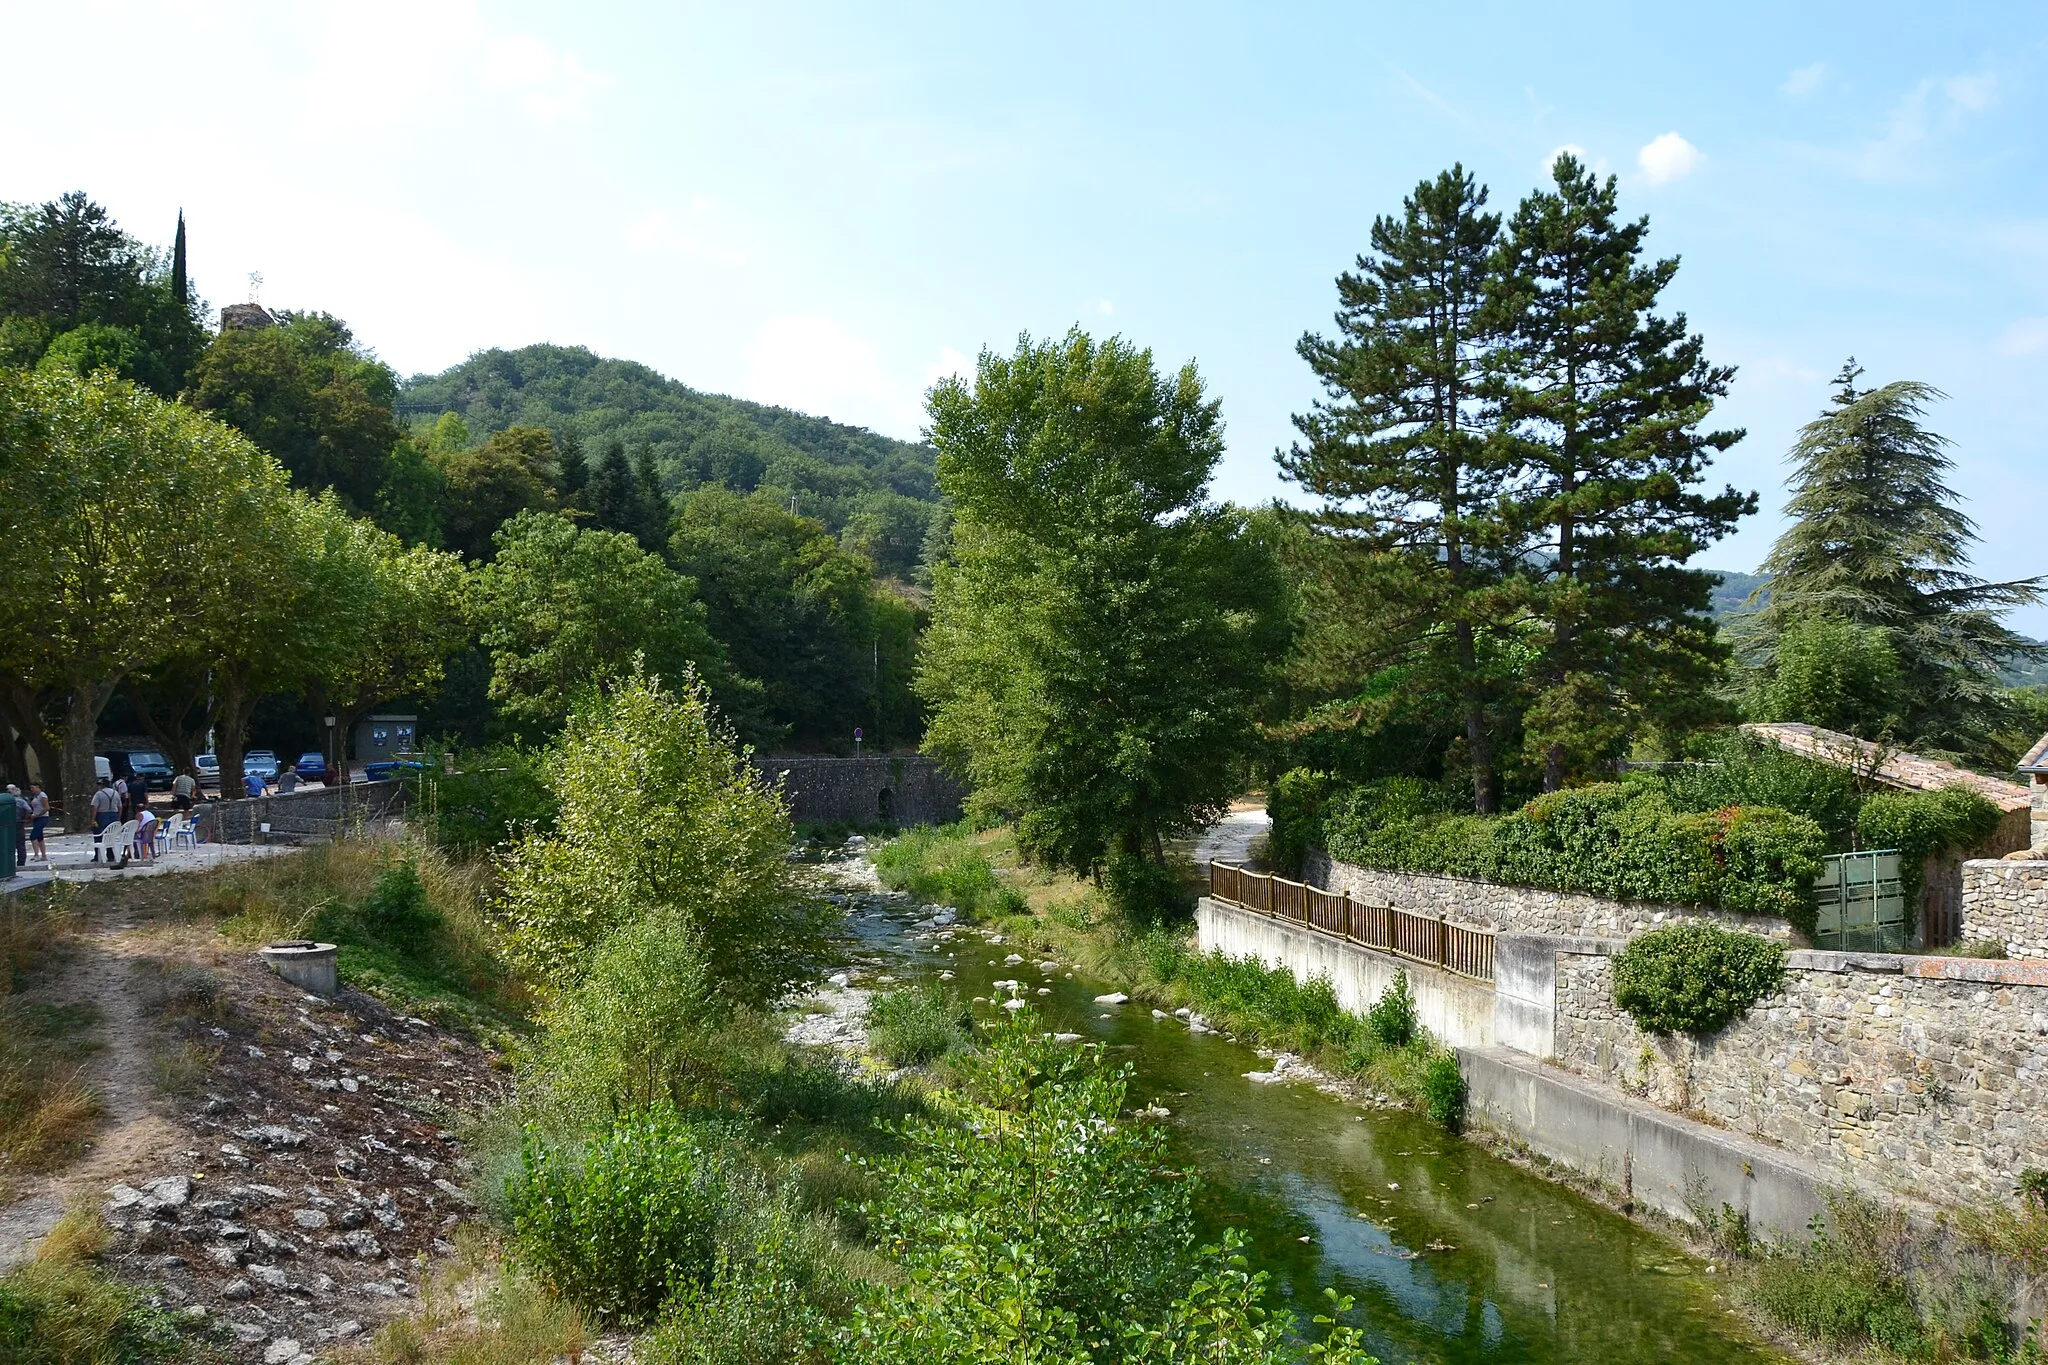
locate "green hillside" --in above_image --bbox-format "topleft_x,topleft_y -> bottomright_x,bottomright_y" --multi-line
1706,568 -> 1768,620
400,344 -> 939,576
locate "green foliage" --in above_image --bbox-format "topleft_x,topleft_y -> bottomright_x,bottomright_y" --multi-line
1744,614 -> 1903,739
415,744 -> 556,854
1746,1195 -> 1931,1359
919,329 -> 1292,879
1266,768 -> 1341,876
2018,1170 -> 2048,1212
475,511 -> 728,733
864,984 -> 970,1067
1742,363 -> 2045,764
1644,730 -> 1864,846
505,1105 -> 752,1326
641,1204 -> 851,1365
1365,970 -> 1417,1049
1857,787 -> 2005,910
1421,1055 -> 1466,1131
849,1019 -> 1379,1363
1612,924 -> 1787,1037
870,824 -> 1026,920
495,666 -> 835,1008
436,425 -> 562,561
1325,781 -> 1826,929
0,1258 -> 195,1364
1103,853 -> 1193,927
398,343 -> 940,567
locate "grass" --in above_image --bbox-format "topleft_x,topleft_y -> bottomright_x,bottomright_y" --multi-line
337,1231 -> 588,1365
0,898 -> 103,1180
864,984 -> 971,1067
0,1200 -> 199,1364
869,823 -> 1464,1124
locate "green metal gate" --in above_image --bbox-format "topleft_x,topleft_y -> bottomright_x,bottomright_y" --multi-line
1813,850 -> 1906,951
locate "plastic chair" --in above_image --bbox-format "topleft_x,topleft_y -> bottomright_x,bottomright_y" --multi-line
95,819 -> 135,866
168,814 -> 196,851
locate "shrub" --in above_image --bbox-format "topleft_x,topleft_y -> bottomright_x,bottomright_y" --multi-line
1612,924 -> 1787,1037
505,1105 -> 751,1326
640,1197 -> 850,1365
496,667 -> 838,1008
1422,1055 -> 1466,1131
1103,853 -> 1192,927
0,1258 -> 193,1364
1365,971 -> 1417,1049
865,984 -> 969,1067
1648,730 -> 1863,845
1857,786 -> 2005,913
1745,1193 -> 1927,1358
870,824 -> 1027,920
414,743 -> 555,854
1265,768 -> 1341,875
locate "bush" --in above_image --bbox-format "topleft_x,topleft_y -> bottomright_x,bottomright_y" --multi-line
496,666 -> 838,1008
1857,786 -> 2005,913
0,1258 -> 194,1364
1365,970 -> 1417,1049
1612,924 -> 1787,1037
870,824 -> 1026,920
414,744 -> 556,854
1745,1193 -> 1927,1358
505,1105 -> 752,1326
864,984 -> 969,1067
1265,768 -> 1341,876
640,1195 -> 850,1365
1103,853 -> 1191,927
1324,781 -> 1826,927
1422,1055 -> 1466,1132
1648,730 -> 1863,846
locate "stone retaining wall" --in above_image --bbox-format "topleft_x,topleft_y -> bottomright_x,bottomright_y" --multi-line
751,755 -> 965,828
1305,850 -> 1795,942
196,782 -> 408,845
1961,859 -> 2048,959
1552,948 -> 2048,1208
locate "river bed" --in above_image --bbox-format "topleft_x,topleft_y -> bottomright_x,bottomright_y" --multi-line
805,855 -> 1790,1365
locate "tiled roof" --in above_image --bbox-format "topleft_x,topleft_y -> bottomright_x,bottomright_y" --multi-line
1741,722 -> 2032,812
2019,731 -> 2048,775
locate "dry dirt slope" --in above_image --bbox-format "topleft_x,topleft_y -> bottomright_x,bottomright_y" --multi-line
0,875 -> 510,1363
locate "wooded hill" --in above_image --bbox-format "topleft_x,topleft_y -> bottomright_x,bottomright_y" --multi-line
400,344 -> 940,575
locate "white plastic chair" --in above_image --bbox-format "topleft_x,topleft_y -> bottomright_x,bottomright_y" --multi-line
95,819 -> 135,866
168,814 -> 196,851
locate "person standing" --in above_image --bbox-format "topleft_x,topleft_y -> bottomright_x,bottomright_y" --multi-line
171,766 -> 197,812
276,762 -> 300,795
244,766 -> 266,800
90,777 -> 122,858
3,785 -> 21,870
26,782 -> 49,862
127,770 -> 150,819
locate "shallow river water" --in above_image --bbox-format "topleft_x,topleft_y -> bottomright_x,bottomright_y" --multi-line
827,870 -> 1790,1365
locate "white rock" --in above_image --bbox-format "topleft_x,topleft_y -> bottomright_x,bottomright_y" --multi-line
1002,999 -> 1027,1012
1094,993 -> 1129,1005
1245,1071 -> 1282,1084
938,971 -> 955,981
250,1264 -> 289,1289
1039,961 -> 1059,972
1174,1008 -> 1192,1019
1152,1010 -> 1168,1021
828,972 -> 852,988
264,1339 -> 303,1364
1053,1033 -> 1083,1043
1005,954 -> 1025,965
292,1209 -> 329,1229
1036,988 -> 1051,996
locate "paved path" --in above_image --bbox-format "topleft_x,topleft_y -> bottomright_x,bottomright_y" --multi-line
1195,806 -> 1270,867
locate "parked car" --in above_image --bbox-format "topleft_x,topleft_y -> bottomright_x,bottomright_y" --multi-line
294,752 -> 330,785
102,749 -> 175,790
243,750 -> 281,783
194,753 -> 220,790
363,753 -> 435,782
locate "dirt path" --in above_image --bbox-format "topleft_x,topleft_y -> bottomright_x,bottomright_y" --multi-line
1194,806 -> 1270,867
0,896 -> 197,1270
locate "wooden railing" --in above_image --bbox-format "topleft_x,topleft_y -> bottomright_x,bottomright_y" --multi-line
1206,861 -> 1495,983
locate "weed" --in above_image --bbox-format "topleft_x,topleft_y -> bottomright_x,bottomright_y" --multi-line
0,1000 -> 103,1173
1421,1055 -> 1467,1131
871,824 -> 1027,919
146,1042 -> 216,1098
0,1257 -> 194,1363
864,984 -> 969,1067
1365,970 -> 1418,1048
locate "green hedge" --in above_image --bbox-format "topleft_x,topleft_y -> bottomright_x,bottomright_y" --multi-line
1322,780 -> 1826,933
1612,924 -> 1787,1036
1855,787 -> 2004,915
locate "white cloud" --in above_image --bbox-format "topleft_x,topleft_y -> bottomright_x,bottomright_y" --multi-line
1543,144 -> 1591,176
622,199 -> 749,266
1997,318 -> 2048,357
744,316 -> 940,437
1782,62 -> 1829,97
924,347 -> 973,387
1851,70 -> 1997,181
1636,132 -> 1701,186
479,31 -> 606,121
1096,298 -> 1115,316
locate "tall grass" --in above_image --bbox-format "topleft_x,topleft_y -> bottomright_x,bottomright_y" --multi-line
0,1200 -> 194,1363
871,823 -> 1026,919
0,890 -> 100,1182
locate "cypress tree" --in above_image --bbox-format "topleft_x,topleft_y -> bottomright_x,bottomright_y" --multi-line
589,440 -> 637,538
1749,362 -> 2043,758
171,210 -> 188,309
556,430 -> 588,504
1282,166 -> 1519,812
632,446 -> 670,550
1493,155 -> 1752,788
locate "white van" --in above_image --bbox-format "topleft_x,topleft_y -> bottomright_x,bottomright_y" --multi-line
95,756 -> 112,782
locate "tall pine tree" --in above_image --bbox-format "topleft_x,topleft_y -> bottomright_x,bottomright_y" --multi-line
555,429 -> 588,507
1282,167 -> 1520,812
171,210 -> 188,309
1493,155 -> 1752,788
588,440 -> 638,540
632,446 -> 670,550
1748,362 -> 2043,760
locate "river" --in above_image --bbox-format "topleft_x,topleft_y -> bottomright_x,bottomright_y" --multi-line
818,857 -> 1790,1365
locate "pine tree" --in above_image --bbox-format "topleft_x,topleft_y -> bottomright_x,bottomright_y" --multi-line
632,446 -> 670,550
1281,167 -> 1519,812
1749,362 -> 2043,758
1493,155 -> 1752,788
171,210 -> 188,309
589,440 -> 637,539
556,430 -> 588,506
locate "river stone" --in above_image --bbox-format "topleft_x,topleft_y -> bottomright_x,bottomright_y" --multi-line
1002,999 -> 1026,1011
292,1209 -> 329,1230
1053,1033 -> 1083,1044
1095,993 -> 1129,1005
1245,1070 -> 1283,1084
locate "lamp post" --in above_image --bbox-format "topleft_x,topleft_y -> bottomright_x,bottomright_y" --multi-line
854,726 -> 863,758
325,716 -> 337,786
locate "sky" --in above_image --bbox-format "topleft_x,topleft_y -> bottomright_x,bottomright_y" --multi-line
5,2 -> 2047,627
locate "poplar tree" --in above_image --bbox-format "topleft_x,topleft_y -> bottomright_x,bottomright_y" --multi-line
1281,167 -> 1518,812
1493,155 -> 1751,788
172,210 -> 188,308
1749,363 -> 2042,758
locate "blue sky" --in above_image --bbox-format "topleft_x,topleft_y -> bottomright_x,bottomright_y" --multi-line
6,3 -> 2046,626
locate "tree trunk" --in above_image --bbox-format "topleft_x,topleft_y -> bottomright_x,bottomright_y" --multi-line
0,712 -> 27,790
216,672 -> 254,802
60,680 -> 116,833
122,676 -> 211,775
1457,621 -> 1496,814
0,674 -> 61,797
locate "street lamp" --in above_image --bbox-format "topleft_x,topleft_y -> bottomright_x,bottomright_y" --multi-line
854,726 -> 863,758
325,716 -> 337,785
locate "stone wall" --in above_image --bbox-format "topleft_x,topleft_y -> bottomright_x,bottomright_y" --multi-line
1552,948 -> 2048,1207
751,755 -> 965,828
196,781 -> 408,845
1305,850 -> 1796,942
1961,859 -> 2048,959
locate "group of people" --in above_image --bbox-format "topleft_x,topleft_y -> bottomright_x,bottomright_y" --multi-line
4,754 -> 326,874
5,781 -> 50,865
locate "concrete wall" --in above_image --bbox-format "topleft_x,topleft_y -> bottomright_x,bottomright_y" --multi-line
196,781 -> 408,845
1461,1046 -> 1829,1240
1198,897 -> 1498,1049
751,755 -> 965,828
1961,859 -> 2048,959
1552,948 -> 2048,1209
1305,851 -> 1796,942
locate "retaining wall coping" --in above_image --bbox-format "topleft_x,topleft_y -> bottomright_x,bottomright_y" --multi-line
1779,948 -> 2048,985
1963,857 -> 2048,872
1499,932 -> 1626,956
